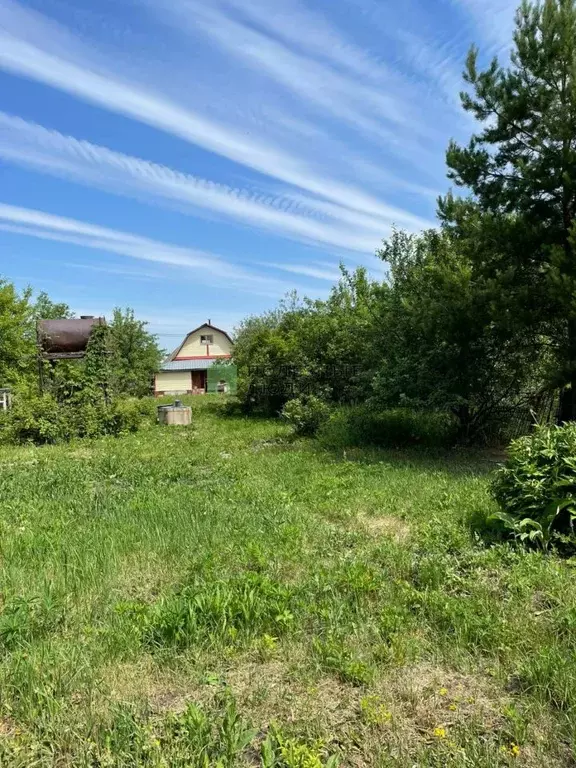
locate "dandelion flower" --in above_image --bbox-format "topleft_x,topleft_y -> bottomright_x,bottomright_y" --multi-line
433,726 -> 447,739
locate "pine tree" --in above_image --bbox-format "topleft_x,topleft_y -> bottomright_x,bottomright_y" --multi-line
441,0 -> 576,420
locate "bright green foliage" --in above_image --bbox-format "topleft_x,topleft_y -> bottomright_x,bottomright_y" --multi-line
281,395 -> 331,437
441,0 -> 576,419
142,571 -> 295,650
261,726 -> 339,768
0,279 -> 34,386
492,422 -> 576,549
233,272 -> 379,414
0,392 -> 156,443
108,307 -> 163,397
30,291 -> 73,322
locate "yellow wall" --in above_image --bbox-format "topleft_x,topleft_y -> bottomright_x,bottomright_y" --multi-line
155,371 -> 191,393
176,326 -> 232,358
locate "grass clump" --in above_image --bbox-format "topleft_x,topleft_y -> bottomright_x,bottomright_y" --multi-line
319,405 -> 458,449
141,571 -> 296,651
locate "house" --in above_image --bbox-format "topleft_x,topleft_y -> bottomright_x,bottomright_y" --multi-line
154,322 -> 236,396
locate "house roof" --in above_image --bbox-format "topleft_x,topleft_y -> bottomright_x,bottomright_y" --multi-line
159,358 -> 232,372
168,323 -> 234,361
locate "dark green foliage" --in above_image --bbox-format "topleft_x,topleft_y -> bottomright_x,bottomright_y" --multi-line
374,229 -> 538,441
491,423 -> 576,549
441,0 -> 576,419
281,395 -> 331,437
207,362 -> 238,394
319,406 -> 458,449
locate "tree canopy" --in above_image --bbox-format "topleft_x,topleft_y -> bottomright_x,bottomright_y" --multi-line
442,0 -> 576,418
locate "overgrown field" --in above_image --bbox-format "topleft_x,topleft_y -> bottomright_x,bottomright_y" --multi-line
1,397 -> 575,766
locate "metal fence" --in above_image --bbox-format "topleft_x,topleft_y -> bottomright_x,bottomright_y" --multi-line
487,392 -> 561,444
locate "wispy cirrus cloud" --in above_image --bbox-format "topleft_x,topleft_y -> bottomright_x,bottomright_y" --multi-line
151,0 -> 444,165
265,262 -> 343,282
0,0 -> 434,235
0,203 -> 302,297
448,0 -> 518,54
0,112 -> 412,253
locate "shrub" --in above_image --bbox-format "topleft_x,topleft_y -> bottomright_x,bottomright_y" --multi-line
105,397 -> 157,435
491,423 -> 576,550
0,393 -> 69,444
318,406 -> 458,449
0,392 -> 155,445
282,395 -> 331,437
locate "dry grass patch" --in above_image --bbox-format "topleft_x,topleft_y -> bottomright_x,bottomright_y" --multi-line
358,514 -> 411,542
221,658 -> 359,735
114,553 -> 180,603
381,663 -> 506,736
102,656 -> 201,714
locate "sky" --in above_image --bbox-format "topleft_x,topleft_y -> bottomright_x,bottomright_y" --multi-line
0,0 -> 518,348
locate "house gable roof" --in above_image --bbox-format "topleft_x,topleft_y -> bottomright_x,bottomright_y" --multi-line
169,323 -> 233,361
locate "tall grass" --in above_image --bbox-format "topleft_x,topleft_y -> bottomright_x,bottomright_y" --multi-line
0,396 -> 574,765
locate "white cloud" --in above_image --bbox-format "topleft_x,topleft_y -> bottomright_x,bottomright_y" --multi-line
265,262 -> 343,282
217,0 -> 391,83
0,203 -> 301,297
448,0 -> 517,55
0,0 -> 434,234
0,112 -> 402,252
152,0 -> 443,165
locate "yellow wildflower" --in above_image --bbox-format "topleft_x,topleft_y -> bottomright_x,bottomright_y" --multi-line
448,703 -> 457,711
438,687 -> 448,696
510,743 -> 520,756
433,726 -> 447,739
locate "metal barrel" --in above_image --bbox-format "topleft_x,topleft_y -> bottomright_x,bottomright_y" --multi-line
38,317 -> 105,354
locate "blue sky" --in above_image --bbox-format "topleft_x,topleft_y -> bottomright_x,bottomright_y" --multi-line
0,0 -> 517,348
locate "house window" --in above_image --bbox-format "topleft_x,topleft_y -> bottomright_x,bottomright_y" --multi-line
200,334 -> 213,345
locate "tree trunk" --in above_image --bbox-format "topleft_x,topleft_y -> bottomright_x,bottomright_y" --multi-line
558,317 -> 576,423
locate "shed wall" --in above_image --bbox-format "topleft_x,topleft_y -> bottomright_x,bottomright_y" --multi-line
155,371 -> 191,394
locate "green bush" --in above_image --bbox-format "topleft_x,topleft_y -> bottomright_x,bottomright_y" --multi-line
106,397 -> 157,434
0,393 -> 69,444
0,393 -> 156,445
491,423 -> 576,550
318,405 -> 458,449
281,395 -> 331,437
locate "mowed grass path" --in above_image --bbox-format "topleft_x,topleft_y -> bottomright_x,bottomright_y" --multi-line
0,397 -> 576,766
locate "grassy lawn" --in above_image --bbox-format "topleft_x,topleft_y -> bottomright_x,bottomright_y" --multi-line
0,397 -> 575,766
